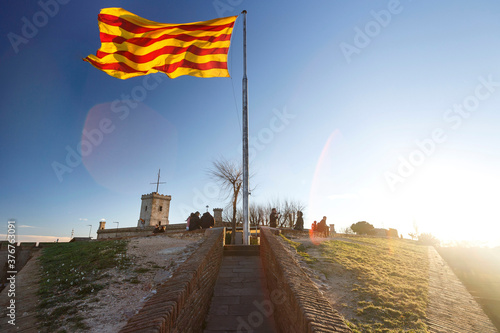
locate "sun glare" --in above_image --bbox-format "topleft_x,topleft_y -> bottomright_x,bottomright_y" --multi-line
393,163 -> 499,246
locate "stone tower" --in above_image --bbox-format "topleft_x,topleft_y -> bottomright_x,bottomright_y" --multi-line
138,192 -> 172,227
213,208 -> 223,227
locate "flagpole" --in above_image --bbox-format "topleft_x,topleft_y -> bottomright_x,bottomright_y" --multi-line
241,10 -> 249,245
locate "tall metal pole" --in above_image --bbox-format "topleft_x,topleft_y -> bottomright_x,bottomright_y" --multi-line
241,10 -> 249,245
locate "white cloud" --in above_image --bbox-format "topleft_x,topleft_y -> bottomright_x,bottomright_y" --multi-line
79,218 -> 88,221
18,225 -> 37,228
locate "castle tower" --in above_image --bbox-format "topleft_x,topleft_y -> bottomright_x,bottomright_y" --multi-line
138,192 -> 172,227
213,208 -> 223,227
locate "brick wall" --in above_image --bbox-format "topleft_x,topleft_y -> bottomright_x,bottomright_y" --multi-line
260,227 -> 352,333
119,227 -> 224,333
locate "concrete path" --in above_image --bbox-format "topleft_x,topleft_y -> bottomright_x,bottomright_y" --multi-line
0,251 -> 41,333
427,247 -> 498,333
204,250 -> 277,333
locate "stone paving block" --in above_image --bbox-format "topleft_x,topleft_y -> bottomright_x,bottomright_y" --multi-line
208,304 -> 229,315
204,252 -> 277,332
209,296 -> 241,305
227,303 -> 262,315
204,315 -> 244,330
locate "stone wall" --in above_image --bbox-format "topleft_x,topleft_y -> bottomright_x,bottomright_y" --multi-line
259,227 -> 352,333
280,229 -> 310,239
97,224 -> 187,240
119,228 -> 225,333
0,241 -> 58,292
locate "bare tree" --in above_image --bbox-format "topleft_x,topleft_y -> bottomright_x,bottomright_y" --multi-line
249,203 -> 259,226
282,198 -> 306,228
340,226 -> 354,235
207,157 -> 242,244
263,198 -> 305,228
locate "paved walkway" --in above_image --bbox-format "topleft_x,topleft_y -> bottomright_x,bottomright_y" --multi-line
427,247 -> 498,333
0,251 -> 41,333
204,254 -> 278,333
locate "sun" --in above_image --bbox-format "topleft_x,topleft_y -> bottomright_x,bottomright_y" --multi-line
395,162 -> 499,246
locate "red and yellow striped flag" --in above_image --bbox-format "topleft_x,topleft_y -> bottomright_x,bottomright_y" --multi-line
84,8 -> 238,79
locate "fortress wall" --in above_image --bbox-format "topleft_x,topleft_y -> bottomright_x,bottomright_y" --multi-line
119,228 -> 224,333
259,227 -> 352,333
0,242 -> 58,291
97,224 -> 187,240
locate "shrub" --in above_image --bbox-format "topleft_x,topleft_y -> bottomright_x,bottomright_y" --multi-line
418,233 -> 440,246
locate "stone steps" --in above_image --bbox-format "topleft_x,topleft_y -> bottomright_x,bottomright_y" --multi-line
223,245 -> 260,256
203,252 -> 277,332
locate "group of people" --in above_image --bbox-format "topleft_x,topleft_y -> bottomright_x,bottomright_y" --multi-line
269,208 -> 304,231
153,225 -> 166,233
311,216 -> 329,237
186,211 -> 215,231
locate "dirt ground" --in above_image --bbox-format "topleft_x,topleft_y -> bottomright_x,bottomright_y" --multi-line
0,233 -> 205,333
80,233 -> 205,333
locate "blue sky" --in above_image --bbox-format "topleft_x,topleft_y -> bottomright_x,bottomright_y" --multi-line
1,0 -> 500,246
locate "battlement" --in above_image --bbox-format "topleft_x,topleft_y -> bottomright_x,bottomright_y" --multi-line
140,192 -> 172,200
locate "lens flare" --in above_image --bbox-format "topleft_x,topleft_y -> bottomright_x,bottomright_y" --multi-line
81,102 -> 178,193
308,130 -> 342,244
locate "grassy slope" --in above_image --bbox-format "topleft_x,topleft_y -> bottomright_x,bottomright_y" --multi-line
296,236 -> 430,332
37,240 -> 131,332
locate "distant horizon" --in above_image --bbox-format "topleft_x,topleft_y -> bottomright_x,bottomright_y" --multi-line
3,222 -> 499,248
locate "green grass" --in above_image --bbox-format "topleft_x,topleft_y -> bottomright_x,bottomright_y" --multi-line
37,239 -> 130,332
279,234 -> 317,264
307,236 -> 429,332
134,267 -> 151,273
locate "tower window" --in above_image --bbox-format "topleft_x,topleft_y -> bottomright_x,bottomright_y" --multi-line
159,206 -> 163,212
145,205 -> 147,211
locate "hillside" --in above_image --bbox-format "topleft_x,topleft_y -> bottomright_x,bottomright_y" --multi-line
280,234 -> 498,333
1,232 -> 498,333
0,233 -> 205,332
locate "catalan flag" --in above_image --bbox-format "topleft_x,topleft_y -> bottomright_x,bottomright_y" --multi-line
84,8 -> 238,79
